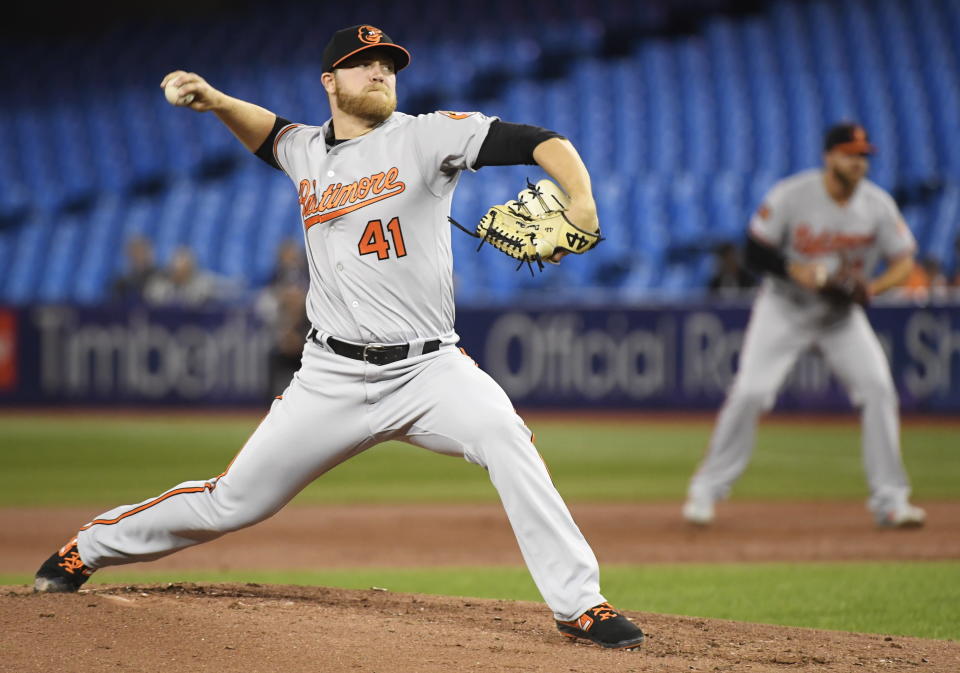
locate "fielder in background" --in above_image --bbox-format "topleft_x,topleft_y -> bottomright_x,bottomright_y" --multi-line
683,123 -> 926,529
32,24 -> 643,650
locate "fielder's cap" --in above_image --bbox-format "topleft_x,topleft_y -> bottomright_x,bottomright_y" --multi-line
321,24 -> 410,73
824,122 -> 876,155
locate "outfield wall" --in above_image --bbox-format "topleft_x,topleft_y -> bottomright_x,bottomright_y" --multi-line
1,302 -> 958,411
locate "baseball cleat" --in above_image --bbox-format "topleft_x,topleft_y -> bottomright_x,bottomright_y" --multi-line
877,504 -> 926,529
34,537 -> 94,593
682,498 -> 715,526
556,602 -> 644,650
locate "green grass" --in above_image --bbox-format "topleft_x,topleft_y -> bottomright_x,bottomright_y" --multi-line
1,414 -> 957,506
3,561 -> 957,640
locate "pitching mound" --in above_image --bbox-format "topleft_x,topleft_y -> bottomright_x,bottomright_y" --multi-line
2,582 -> 957,673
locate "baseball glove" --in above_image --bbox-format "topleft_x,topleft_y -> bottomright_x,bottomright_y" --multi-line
819,266 -> 870,307
449,179 -> 602,272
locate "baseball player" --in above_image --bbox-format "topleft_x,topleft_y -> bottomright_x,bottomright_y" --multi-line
683,123 -> 926,529
33,25 -> 644,650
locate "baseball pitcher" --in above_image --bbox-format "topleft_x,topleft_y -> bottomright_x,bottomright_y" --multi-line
33,25 -> 643,650
683,123 -> 925,529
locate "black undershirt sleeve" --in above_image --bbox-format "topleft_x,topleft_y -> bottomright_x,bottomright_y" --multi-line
744,234 -> 788,278
473,120 -> 564,168
254,116 -> 294,170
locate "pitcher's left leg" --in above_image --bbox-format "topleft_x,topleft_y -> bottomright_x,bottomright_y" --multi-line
381,351 -> 603,622
819,308 -> 918,523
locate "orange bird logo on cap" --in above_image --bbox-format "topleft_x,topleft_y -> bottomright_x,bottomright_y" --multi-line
358,25 -> 384,44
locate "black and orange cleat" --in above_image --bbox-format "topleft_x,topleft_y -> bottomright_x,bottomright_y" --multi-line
556,602 -> 644,650
33,537 -> 94,593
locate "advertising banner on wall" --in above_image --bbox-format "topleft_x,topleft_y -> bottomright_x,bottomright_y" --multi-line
453,304 -> 960,412
0,305 -> 273,406
1,302 -> 958,411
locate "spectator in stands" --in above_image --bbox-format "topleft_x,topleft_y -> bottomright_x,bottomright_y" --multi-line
708,241 -> 756,296
110,235 -> 161,303
254,239 -> 310,396
144,246 -> 229,308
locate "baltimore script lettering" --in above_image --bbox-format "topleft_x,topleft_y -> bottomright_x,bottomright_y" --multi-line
299,167 -> 406,228
792,223 -> 876,256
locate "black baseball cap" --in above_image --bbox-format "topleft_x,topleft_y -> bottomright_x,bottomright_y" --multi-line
321,24 -> 411,73
824,122 -> 876,155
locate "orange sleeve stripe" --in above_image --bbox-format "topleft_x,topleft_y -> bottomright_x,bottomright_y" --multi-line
79,482 -> 217,530
273,123 -> 302,163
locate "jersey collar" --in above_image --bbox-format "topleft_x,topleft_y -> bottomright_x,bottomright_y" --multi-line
323,114 -> 398,150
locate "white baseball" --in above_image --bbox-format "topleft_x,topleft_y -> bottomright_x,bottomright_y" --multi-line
164,82 -> 195,106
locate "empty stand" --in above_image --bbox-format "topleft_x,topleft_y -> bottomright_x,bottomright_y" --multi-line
0,0 -> 957,306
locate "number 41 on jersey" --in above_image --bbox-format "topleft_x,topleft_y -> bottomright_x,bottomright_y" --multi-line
358,217 -> 407,260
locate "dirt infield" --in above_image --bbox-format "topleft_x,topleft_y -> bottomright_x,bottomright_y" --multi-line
4,582 -> 959,673
3,501 -> 959,672
4,501 -> 960,572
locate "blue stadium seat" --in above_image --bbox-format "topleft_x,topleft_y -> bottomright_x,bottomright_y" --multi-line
2,212 -> 54,304
709,171 -> 748,242
36,213 -> 85,303
658,262 -> 695,295
217,168 -> 267,282
901,205 -> 928,255
151,180 -> 200,265
667,172 -> 707,251
631,174 -> 669,279
703,18 -> 752,173
594,173 -> 634,253
925,181 -> 960,270
638,41 -> 681,175
748,172 -> 779,213
0,112 -> 28,217
676,38 -> 718,174
74,195 -> 125,304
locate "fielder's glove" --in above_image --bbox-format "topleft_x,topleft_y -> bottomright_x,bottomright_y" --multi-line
449,179 -> 602,272
819,266 -> 870,307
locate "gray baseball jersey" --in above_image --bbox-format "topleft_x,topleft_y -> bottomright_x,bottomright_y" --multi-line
70,108 -> 606,622
274,110 -> 493,344
750,169 -> 916,311
687,169 -> 918,520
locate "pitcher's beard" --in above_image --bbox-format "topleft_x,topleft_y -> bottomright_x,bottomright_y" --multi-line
336,86 -> 396,125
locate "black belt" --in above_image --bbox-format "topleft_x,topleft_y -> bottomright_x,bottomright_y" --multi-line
308,328 -> 440,366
